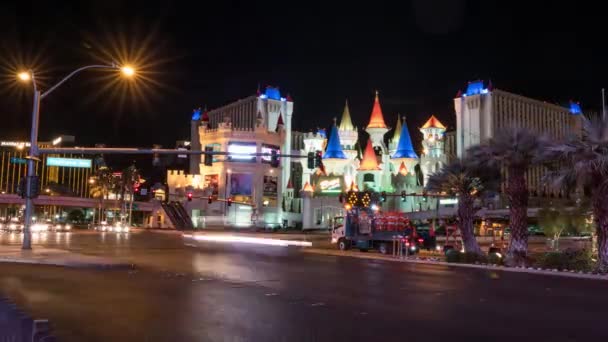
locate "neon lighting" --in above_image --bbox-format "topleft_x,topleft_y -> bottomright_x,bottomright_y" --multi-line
569,101 -> 582,115
264,87 -> 281,100
465,81 -> 486,96
227,142 -> 256,162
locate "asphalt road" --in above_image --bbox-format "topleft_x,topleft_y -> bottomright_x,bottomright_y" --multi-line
0,230 -> 606,341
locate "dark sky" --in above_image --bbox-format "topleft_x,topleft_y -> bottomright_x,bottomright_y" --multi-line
0,1 -> 606,150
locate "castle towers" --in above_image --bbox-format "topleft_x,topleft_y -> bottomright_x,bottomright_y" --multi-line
338,100 -> 358,160
322,119 -> 348,175
365,91 -> 389,152
419,115 -> 447,186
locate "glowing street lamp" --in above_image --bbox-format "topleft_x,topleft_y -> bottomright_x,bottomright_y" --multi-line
17,72 -> 31,81
120,65 -> 135,77
17,62 -> 134,250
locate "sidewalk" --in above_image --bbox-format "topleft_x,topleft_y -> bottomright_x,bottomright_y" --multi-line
0,246 -> 133,269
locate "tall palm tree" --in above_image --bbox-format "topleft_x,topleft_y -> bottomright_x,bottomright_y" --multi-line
544,117 -> 608,271
425,159 -> 499,255
121,164 -> 140,225
89,166 -> 113,225
468,128 -> 548,265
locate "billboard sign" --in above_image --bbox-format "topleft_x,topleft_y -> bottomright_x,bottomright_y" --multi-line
230,173 -> 253,196
227,142 -> 256,162
204,174 -> 219,196
261,144 -> 280,163
263,175 -> 278,196
46,157 -> 92,168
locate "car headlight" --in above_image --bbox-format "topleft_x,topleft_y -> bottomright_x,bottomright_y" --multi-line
65,225 -> 72,230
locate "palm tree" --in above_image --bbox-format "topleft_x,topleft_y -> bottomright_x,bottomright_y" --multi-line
121,164 -> 140,226
544,117 -> 608,271
425,159 -> 499,255
89,166 -> 113,225
468,128 -> 548,265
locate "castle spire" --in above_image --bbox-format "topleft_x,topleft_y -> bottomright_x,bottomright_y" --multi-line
392,117 -> 418,159
323,121 -> 347,159
421,115 -> 446,130
392,115 -> 402,142
358,140 -> 380,170
366,91 -> 388,129
339,99 -> 355,131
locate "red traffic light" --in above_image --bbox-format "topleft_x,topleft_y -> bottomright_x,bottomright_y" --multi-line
187,192 -> 193,201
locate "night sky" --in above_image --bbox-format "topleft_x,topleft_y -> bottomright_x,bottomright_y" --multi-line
0,1 -> 606,151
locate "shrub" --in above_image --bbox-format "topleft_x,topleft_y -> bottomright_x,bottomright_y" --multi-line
537,248 -> 594,272
488,252 -> 504,265
461,252 -> 488,264
445,249 -> 461,263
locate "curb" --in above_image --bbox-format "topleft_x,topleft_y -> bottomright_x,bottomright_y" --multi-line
303,249 -> 608,281
0,257 -> 135,270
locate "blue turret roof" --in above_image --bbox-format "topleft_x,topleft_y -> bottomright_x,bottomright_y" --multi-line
323,123 -> 347,159
192,108 -> 201,121
392,118 -> 418,159
569,101 -> 582,115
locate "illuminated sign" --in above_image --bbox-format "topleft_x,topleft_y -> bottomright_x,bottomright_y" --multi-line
227,142 -> 256,162
318,177 -> 342,193
46,157 -> 92,168
439,198 -> 458,205
261,144 -> 280,163
10,157 -> 26,164
1,141 -> 30,147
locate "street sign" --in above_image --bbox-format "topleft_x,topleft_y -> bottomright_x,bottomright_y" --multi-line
46,157 -> 92,168
10,157 -> 27,164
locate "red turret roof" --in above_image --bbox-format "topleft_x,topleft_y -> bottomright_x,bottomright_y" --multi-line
277,113 -> 284,126
366,91 -> 387,129
358,140 -> 380,170
201,109 -> 209,122
286,177 -> 293,189
303,182 -> 313,192
421,115 -> 446,130
286,93 -> 293,102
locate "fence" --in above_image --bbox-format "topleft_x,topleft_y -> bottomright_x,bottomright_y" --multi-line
0,297 -> 54,341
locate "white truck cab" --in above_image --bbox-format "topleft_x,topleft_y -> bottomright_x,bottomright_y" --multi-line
330,216 -> 346,247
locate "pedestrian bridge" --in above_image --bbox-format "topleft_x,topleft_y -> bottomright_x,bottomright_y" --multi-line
0,193 -> 157,212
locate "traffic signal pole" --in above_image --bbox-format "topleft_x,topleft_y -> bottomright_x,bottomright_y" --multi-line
23,89 -> 41,250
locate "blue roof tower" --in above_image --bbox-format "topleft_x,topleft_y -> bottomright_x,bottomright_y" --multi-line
392,118 -> 418,159
323,121 -> 347,159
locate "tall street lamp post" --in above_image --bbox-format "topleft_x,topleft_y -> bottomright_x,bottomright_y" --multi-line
18,64 -> 134,250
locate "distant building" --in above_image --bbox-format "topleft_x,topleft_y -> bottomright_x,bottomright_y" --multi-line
454,80 -> 584,194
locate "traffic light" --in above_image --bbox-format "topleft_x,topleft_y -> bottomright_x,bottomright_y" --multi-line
26,176 -> 40,199
227,198 -> 233,207
380,191 -> 387,202
208,196 -> 213,204
270,149 -> 279,168
187,192 -> 193,202
307,152 -> 315,169
401,191 -> 407,202
204,146 -> 213,166
338,193 -> 343,203
314,150 -> 323,168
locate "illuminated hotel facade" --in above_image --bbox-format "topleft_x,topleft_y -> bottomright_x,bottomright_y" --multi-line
0,136 -> 98,198
454,80 -> 584,194
167,86 -> 294,228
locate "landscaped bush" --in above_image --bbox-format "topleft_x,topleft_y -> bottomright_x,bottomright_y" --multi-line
536,248 -> 594,272
461,252 -> 488,264
445,249 -> 461,263
488,252 -> 504,265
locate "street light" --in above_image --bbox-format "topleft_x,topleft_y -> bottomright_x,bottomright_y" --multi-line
17,63 -> 133,250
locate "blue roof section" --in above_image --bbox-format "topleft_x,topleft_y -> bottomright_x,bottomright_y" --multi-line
465,81 -> 488,96
569,101 -> 582,115
392,119 -> 419,159
317,128 -> 327,139
192,108 -> 201,121
265,87 -> 281,100
323,124 -> 347,159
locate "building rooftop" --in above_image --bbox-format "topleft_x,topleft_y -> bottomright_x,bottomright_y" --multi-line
366,91 -> 388,129
421,115 -> 446,130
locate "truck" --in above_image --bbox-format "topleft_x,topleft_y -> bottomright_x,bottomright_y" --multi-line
331,207 -> 433,254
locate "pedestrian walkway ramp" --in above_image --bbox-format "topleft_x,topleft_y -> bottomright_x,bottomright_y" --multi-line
161,201 -> 194,230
